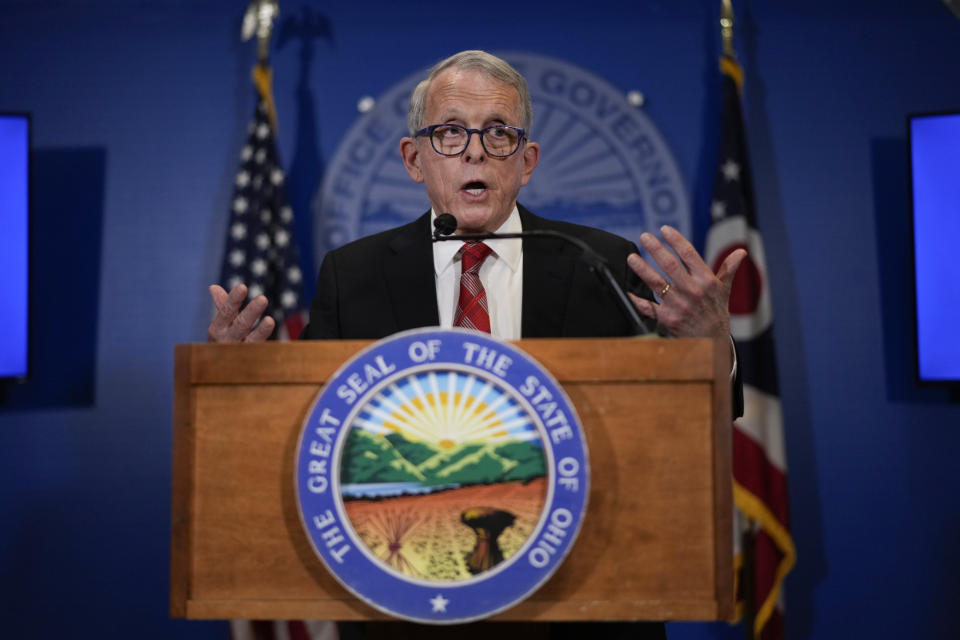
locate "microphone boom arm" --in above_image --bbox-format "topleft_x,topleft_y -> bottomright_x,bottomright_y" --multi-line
434,230 -> 653,336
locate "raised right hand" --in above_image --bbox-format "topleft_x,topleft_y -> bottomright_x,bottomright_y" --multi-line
207,284 -> 276,342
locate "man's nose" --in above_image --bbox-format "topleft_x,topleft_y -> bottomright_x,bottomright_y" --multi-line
462,131 -> 486,163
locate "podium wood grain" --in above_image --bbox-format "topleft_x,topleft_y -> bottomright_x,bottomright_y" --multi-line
171,338 -> 733,621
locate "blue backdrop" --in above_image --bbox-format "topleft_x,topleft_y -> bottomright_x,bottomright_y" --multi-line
2,1 -> 959,638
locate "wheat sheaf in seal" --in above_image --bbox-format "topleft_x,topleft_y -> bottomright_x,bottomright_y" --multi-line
295,328 -> 589,623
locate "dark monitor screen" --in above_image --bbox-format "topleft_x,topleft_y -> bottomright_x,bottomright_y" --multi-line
0,113 -> 29,380
910,111 -> 960,383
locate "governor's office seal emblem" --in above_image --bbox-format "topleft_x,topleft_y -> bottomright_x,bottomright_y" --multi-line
295,328 -> 589,623
314,52 -> 689,263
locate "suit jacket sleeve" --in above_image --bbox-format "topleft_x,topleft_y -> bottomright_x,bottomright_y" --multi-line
300,251 -> 340,340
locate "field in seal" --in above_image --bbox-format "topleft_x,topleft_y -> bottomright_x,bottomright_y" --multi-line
343,478 -> 547,581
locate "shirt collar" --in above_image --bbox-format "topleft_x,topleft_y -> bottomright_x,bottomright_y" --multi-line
432,206 -> 523,276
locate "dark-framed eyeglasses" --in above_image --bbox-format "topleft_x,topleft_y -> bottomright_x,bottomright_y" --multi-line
414,123 -> 526,158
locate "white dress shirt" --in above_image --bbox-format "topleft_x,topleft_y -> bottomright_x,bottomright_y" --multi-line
432,207 -> 523,339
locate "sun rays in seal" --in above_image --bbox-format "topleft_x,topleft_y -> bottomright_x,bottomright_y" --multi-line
351,370 -> 540,447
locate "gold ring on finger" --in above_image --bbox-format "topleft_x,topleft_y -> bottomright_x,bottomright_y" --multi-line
660,283 -> 671,297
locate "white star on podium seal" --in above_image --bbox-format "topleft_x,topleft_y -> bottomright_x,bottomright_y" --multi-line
430,594 -> 449,613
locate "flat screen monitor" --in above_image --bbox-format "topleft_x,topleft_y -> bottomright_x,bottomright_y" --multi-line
909,110 -> 960,384
0,113 -> 29,380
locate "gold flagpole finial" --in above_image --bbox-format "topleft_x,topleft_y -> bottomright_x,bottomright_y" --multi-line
242,0 -> 280,65
242,1 -> 281,130
720,0 -> 736,60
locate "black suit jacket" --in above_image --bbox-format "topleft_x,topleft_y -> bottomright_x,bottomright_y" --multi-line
302,204 -> 651,340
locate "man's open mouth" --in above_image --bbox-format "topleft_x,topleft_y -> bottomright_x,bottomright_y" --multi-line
462,181 -> 487,196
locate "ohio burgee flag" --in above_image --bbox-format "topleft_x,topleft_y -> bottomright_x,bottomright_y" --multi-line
704,54 -> 796,640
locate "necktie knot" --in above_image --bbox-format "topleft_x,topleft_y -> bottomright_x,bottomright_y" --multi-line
460,242 -> 492,274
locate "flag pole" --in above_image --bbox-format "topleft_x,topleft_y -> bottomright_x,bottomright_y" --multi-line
720,0 -> 736,61
741,521 -> 756,640
719,7 -> 759,640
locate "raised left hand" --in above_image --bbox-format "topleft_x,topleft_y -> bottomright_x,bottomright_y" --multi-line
627,225 -> 746,339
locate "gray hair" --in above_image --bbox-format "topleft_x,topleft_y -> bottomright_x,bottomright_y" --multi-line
406,50 -> 533,136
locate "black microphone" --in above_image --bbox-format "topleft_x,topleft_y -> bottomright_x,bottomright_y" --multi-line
431,212 -> 653,336
433,213 -> 458,239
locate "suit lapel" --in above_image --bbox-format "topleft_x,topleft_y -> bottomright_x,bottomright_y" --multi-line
383,211 -> 440,332
519,205 -> 576,338
378,206 -> 577,337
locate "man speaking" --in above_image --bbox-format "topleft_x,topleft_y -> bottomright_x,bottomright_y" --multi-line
209,49 -> 745,345
206,50 -> 745,639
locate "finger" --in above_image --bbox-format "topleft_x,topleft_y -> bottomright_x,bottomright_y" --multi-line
231,294 -> 269,341
225,283 -> 248,311
245,315 -> 276,342
214,283 -> 247,316
638,231 -> 691,286
627,291 -> 658,320
208,284 -> 247,340
716,248 -> 748,289
627,253 -> 670,296
209,284 -> 229,309
660,225 -> 713,279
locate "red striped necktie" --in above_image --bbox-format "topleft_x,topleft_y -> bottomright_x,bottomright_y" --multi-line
454,242 -> 493,333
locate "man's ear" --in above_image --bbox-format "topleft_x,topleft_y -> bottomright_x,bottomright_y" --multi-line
520,140 -> 540,187
400,137 -> 424,183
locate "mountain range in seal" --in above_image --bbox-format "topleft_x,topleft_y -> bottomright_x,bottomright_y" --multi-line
340,429 -> 546,487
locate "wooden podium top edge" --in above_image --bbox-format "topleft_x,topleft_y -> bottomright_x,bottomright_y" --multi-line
176,337 -> 721,385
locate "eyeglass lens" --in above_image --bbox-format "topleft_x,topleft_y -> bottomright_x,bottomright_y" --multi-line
431,125 -> 521,157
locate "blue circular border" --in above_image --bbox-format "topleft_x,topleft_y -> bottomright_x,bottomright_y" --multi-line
295,328 -> 590,624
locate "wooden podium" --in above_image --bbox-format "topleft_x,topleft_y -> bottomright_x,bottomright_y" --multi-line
170,337 -> 733,622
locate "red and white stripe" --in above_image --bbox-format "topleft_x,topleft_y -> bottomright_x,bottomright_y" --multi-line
230,620 -> 339,640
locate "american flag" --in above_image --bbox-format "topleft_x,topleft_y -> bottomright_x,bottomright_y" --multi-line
704,55 -> 796,640
219,64 -> 306,341
231,620 -> 338,640
224,63 -> 335,640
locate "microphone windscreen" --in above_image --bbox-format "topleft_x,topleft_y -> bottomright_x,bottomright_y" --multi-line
434,213 -> 458,236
